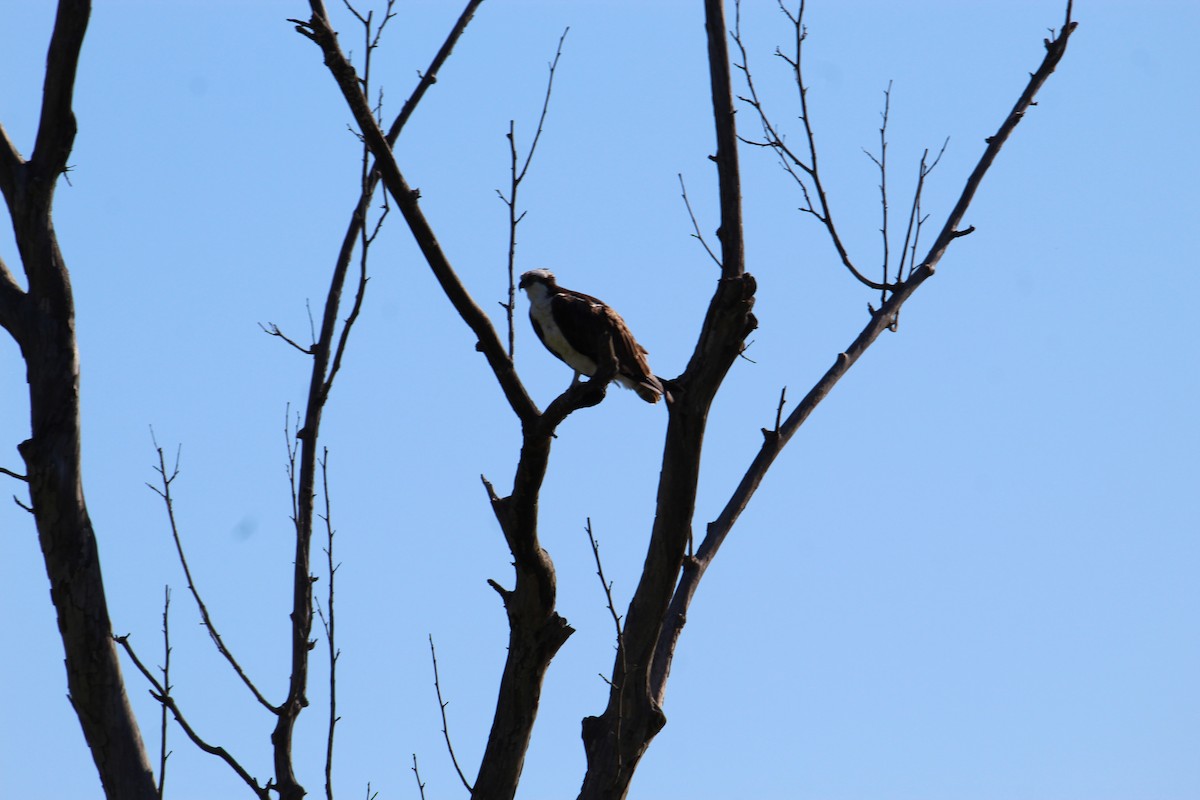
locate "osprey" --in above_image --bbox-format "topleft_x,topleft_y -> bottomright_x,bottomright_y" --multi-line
519,269 -> 667,404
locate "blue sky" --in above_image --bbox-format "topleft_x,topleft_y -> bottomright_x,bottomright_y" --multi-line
2,2 -> 1197,799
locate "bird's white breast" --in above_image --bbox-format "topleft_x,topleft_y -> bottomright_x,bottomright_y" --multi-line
526,287 -> 597,376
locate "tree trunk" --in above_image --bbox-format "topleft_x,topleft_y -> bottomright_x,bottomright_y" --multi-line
1,2 -> 158,797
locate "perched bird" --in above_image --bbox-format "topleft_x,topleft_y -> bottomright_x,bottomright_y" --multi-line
518,269 -> 667,404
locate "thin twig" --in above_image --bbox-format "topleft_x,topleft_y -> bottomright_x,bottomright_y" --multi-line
114,634 -> 269,800
678,173 -> 721,268
428,635 -> 473,793
862,82 -> 893,304
157,586 -> 172,800
584,518 -> 626,767
0,465 -> 29,482
773,386 -> 787,433
259,322 -> 314,355
313,449 -> 340,800
498,27 -> 570,359
411,755 -> 427,800
147,429 -> 279,714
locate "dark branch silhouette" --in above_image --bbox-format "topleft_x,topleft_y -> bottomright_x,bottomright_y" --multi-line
652,1 -> 1078,706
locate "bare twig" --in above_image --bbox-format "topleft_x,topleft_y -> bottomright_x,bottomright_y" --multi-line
157,586 -> 172,800
114,634 -> 269,800
147,430 -> 278,714
390,0 -> 486,141
259,322 -> 314,355
315,449 -> 340,800
678,173 -> 721,268
0,465 -> 28,481
411,755 -> 427,800
428,635 -> 473,794
584,518 -> 626,768
733,0 -> 890,291
295,0 -> 540,425
497,27 -> 570,358
898,138 -> 949,284
862,82 -> 893,304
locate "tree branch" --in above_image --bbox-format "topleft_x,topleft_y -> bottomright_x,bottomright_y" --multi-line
652,0 -> 1079,704
315,449 -> 340,800
677,173 -> 721,268
579,2 -> 758,796
498,27 -> 569,359
114,634 -> 269,800
5,3 -> 159,796
157,587 -> 172,800
31,0 -> 88,181
294,2 -> 539,425
147,434 -> 279,714
734,0 -> 890,291
428,635 -> 473,794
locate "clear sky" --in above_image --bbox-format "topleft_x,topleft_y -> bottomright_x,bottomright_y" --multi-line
2,2 -> 1197,799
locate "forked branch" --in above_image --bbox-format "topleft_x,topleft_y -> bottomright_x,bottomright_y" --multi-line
294,0 -> 540,425
653,1 -> 1079,699
114,635 -> 269,800
733,0 -> 889,291
498,28 -> 569,358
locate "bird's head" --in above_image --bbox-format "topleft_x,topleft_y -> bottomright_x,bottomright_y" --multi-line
519,269 -> 557,294
519,269 -> 559,303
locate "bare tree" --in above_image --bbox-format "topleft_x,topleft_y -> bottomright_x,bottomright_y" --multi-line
2,1 -> 1076,799
291,1 -> 1078,799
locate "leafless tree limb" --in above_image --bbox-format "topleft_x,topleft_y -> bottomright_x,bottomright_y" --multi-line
584,518 -> 626,767
295,0 -> 540,425
114,634 -> 269,800
315,449 -> 341,800
147,431 -> 279,714
0,465 -> 29,481
652,0 -> 1079,706
296,10 -> 639,797
428,635 -> 474,794
266,5 -> 418,792
497,27 -> 569,358
579,1 -> 759,794
733,0 -> 890,291
1,3 -> 158,793
677,173 -> 722,268
260,322 -> 315,354
411,755 -> 427,800
157,586 -> 172,800
863,81 -> 892,302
